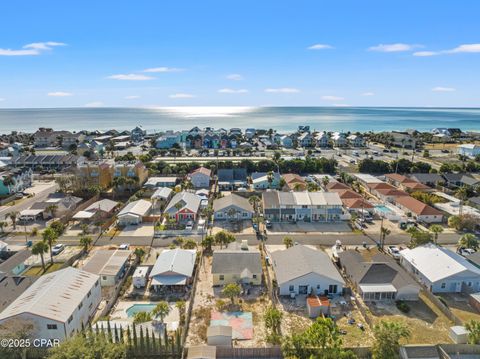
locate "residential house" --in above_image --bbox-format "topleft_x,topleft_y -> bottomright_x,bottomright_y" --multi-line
0,168 -> 33,196
0,267 -> 101,341
409,173 -> 445,187
443,173 -> 479,188
29,193 -> 83,219
12,154 -> 82,170
114,161 -> 149,187
458,144 -> 480,159
245,128 -> 256,139
149,248 -> 196,291
213,194 -> 254,220
77,161 -> 114,189
262,191 -> 343,222
272,245 -> 345,296
0,268 -> 37,313
33,128 -> 71,148
298,132 -> 314,147
217,168 -> 248,190
72,199 -> 119,222
339,250 -> 420,301
282,173 -> 307,191
212,243 -> 262,285
117,199 -> 152,225
164,191 -> 201,222
189,167 -> 211,188
61,132 -> 85,149
400,244 -> 480,293
156,132 -> 181,149
251,172 -> 281,190
130,126 -> 146,143
332,132 -> 347,147
82,250 -> 131,287
384,173 -> 433,192
315,132 -> 330,148
144,176 -> 179,189
390,131 -> 417,148
347,134 -> 364,147
150,187 -> 173,209
394,196 -> 443,223
280,135 -> 293,148
366,182 -> 409,203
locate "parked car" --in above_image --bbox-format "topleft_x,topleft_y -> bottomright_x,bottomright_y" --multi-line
15,193 -> 24,199
119,243 -> 130,250
458,247 -> 476,256
185,221 -> 194,231
387,245 -> 401,259
265,220 -> 272,229
52,244 -> 65,255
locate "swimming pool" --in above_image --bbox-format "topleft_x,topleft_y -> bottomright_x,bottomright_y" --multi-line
375,205 -> 394,215
126,303 -> 157,317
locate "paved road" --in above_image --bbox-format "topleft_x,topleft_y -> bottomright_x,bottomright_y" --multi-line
3,231 -> 461,249
0,182 -> 57,220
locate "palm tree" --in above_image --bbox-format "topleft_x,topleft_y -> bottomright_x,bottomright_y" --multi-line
293,183 -> 303,191
429,224 -> 444,245
458,233 -> 479,250
456,186 -> 470,216
5,211 -> 19,230
267,171 -> 274,189
42,227 -> 58,264
32,240 -> 49,272
79,234 -> 92,252
152,301 -> 170,323
283,236 -> 293,248
182,238 -> 197,249
134,247 -> 145,262
227,207 -> 239,221
45,204 -> 58,219
380,226 -> 391,249
222,283 -> 241,304
202,235 -> 214,252
322,176 -> 330,188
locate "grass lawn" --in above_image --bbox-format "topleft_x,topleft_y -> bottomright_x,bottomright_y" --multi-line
438,293 -> 480,323
23,263 -> 64,276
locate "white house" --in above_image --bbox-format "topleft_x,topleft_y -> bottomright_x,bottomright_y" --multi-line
213,194 -> 254,221
189,167 -> 212,188
150,248 -> 196,291
458,144 -> 480,159
0,267 -> 101,341
271,245 -> 345,296
400,244 -> 480,293
117,199 -> 152,225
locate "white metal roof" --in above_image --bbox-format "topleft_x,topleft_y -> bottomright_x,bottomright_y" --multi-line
118,199 -> 152,217
72,210 -> 95,219
352,173 -> 383,184
359,284 -> 397,293
151,187 -> 173,200
0,267 -> 99,323
133,266 -> 149,278
82,250 -> 131,276
400,244 -> 480,283
19,209 -> 44,216
150,248 -> 196,278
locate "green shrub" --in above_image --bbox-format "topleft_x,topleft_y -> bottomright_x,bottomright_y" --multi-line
396,300 -> 410,313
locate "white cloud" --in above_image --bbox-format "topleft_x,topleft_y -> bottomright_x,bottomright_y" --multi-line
85,101 -> 104,107
332,103 -> 351,107
226,74 -> 243,81
169,93 -> 195,98
447,43 -> 480,53
143,67 -> 184,73
361,92 -> 375,96
413,51 -> 438,57
0,41 -> 66,56
47,91 -> 73,97
307,44 -> 333,50
125,95 -> 140,100
265,88 -> 300,93
432,86 -> 456,92
107,73 -> 154,81
0,98 -> 5,101
322,95 -> 345,101
368,43 -> 420,52
218,88 -> 248,94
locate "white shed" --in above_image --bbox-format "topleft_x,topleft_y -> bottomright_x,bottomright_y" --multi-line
133,266 -> 150,288
207,325 -> 232,347
449,326 -> 469,344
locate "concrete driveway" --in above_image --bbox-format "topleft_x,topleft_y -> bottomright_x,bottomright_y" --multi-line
118,223 -> 154,237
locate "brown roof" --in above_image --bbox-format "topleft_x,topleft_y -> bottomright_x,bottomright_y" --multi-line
342,198 -> 374,209
385,173 -> 412,183
395,196 -> 443,216
336,189 -> 363,199
326,181 -> 350,190
283,173 -> 307,190
376,188 -> 409,197
307,296 -> 330,307
367,182 -> 395,190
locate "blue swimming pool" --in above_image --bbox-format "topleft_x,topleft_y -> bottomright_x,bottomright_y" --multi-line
375,205 -> 393,214
126,304 -> 157,317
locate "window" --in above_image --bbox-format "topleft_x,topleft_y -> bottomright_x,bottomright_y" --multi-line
47,324 -> 58,330
219,275 -> 224,281
89,302 -> 93,309
317,285 -> 320,289
253,274 -> 257,279
441,283 -> 446,289
78,302 -> 83,310
68,315 -> 73,324
289,285 -> 294,292
102,276 -> 107,281
95,280 -> 99,287
87,290 -> 91,298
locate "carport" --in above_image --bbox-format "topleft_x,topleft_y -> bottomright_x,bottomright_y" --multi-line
19,209 -> 43,222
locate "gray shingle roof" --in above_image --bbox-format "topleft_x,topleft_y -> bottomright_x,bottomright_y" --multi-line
212,248 -> 261,275
165,192 -> 201,214
213,194 -> 254,213
271,245 -> 344,285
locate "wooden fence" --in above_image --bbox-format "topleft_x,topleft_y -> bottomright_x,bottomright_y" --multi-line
421,289 -> 463,325
215,346 -> 283,358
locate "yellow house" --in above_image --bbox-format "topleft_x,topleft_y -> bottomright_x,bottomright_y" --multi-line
77,161 -> 114,189
114,161 -> 149,186
212,243 -> 262,286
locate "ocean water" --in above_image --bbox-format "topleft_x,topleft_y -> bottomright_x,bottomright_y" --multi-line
0,106 -> 479,134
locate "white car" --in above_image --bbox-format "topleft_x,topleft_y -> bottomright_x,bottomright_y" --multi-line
119,243 -> 130,250
185,221 -> 194,231
458,248 -> 476,256
388,246 -> 401,259
52,244 -> 65,255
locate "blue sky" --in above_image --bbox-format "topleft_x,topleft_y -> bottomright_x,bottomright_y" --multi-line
0,0 -> 479,108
